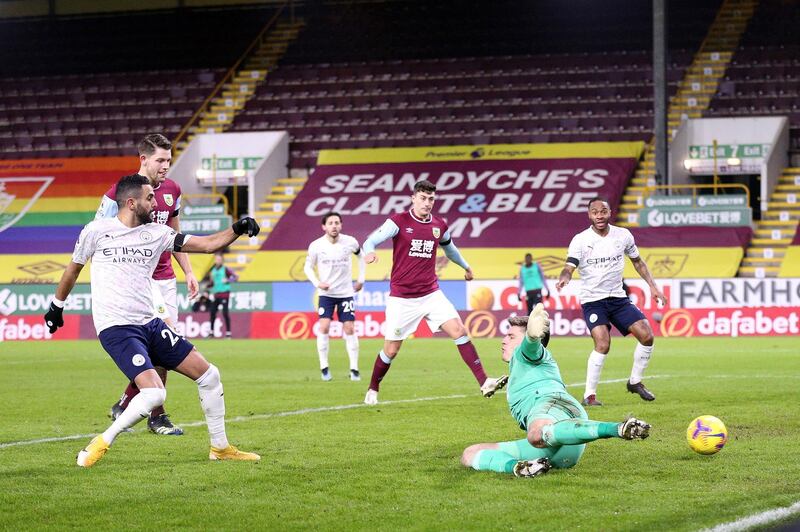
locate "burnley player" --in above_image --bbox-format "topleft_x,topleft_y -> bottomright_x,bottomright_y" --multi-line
461,304 -> 651,478
95,133 -> 199,436
361,179 -> 507,405
44,174 -> 261,467
556,197 -> 668,407
304,212 -> 365,381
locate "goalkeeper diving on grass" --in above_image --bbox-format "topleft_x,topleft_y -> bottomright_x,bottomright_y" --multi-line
460,303 -> 652,478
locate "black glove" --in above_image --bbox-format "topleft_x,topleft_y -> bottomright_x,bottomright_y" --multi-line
232,217 -> 260,237
44,302 -> 64,334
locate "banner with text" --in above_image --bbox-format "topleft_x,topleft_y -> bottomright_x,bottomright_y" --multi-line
264,142 -> 643,249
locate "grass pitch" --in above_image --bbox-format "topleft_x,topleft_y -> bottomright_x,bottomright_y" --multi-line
1,336 -> 799,531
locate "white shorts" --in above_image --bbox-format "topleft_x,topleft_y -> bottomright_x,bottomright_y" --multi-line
384,290 -> 459,341
152,278 -> 178,323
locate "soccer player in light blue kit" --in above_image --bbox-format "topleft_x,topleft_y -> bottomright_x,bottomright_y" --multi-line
461,304 -> 651,477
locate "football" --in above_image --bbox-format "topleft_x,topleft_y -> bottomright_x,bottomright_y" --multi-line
687,415 -> 728,455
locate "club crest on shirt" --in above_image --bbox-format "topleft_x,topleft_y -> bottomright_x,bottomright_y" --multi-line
432,227 -> 440,239
163,194 -> 174,207
140,230 -> 153,242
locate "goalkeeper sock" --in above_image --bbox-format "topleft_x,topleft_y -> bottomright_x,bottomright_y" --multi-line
368,351 -> 392,392
472,449 -> 517,474
541,419 -> 620,446
455,336 -> 487,385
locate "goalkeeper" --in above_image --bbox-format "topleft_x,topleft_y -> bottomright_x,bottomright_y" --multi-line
460,303 -> 652,478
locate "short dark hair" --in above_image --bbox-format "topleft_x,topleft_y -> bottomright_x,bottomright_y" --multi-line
524,253 -> 532,260
413,179 -> 436,195
115,174 -> 150,208
138,133 -> 172,156
321,212 -> 342,225
507,316 -> 528,328
587,196 -> 610,209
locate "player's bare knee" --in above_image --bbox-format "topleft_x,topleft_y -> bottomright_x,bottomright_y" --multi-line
594,340 -> 610,354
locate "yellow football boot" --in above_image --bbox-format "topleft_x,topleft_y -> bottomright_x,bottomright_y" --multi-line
209,444 -> 260,461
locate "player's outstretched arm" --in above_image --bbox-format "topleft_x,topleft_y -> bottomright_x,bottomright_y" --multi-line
555,264 -> 575,290
180,218 -> 260,254
630,256 -> 668,306
45,261 -> 85,333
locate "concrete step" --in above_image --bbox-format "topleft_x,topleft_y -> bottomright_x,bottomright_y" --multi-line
271,185 -> 304,195
277,177 -> 307,186
746,248 -> 786,259
738,266 -> 780,278
756,219 -> 799,228
751,237 -> 792,246
740,257 -> 783,267
264,193 -> 295,201
762,210 -> 800,221
770,192 -> 800,201
754,227 -> 796,238
258,202 -> 292,213
766,202 -> 800,210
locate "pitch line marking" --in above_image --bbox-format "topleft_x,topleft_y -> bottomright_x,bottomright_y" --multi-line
701,500 -> 800,532
0,375 -> 671,449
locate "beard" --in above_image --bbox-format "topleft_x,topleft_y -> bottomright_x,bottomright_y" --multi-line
135,205 -> 153,225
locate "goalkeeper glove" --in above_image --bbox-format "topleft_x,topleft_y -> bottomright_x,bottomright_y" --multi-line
232,217 -> 260,237
527,302 -> 550,340
44,301 -> 64,334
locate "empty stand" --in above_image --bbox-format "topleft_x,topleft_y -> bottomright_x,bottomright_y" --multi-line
705,0 -> 800,154
226,0 -> 721,169
0,69 -> 225,158
0,5 -> 278,159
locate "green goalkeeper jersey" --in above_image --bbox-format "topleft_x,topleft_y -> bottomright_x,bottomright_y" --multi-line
507,336 -> 568,428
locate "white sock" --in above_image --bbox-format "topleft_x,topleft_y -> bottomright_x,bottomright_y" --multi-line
317,333 -> 330,369
344,333 -> 359,371
102,388 -> 165,445
630,343 -> 654,385
196,364 -> 229,449
584,350 -> 606,398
